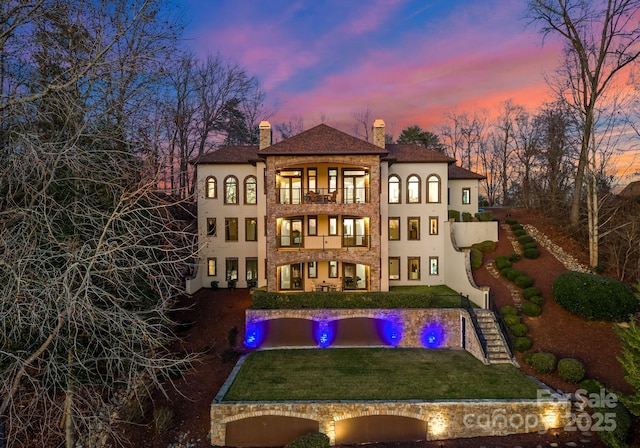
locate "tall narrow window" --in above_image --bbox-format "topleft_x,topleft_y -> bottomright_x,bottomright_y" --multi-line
205,176 -> 217,198
427,175 -> 440,203
207,258 -> 217,276
429,217 -> 438,235
329,261 -> 338,278
389,257 -> 400,280
388,175 -> 400,203
328,168 -> 338,192
407,175 -> 420,203
429,257 -> 439,275
207,218 -> 216,236
224,176 -> 238,204
244,176 -> 257,204
408,217 -> 420,240
328,216 -> 338,235
225,218 -> 238,241
308,216 -> 317,236
388,217 -> 400,240
307,168 -> 317,192
462,187 -> 471,205
246,258 -> 258,282
226,258 -> 238,281
308,261 -> 317,278
408,257 -> 420,280
245,218 -> 257,241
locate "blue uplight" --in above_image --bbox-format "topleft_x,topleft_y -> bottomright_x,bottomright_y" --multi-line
377,316 -> 403,347
421,321 -> 446,348
244,320 -> 266,349
313,320 -> 336,348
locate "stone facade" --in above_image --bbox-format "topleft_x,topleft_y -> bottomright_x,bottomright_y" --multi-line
210,398 -> 570,446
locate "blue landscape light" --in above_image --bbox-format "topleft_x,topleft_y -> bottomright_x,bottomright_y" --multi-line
421,321 -> 446,348
377,316 -> 403,346
244,319 -> 266,349
313,319 -> 336,348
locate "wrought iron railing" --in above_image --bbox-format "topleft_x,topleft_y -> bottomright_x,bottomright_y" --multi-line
461,294 -> 488,359
488,293 -> 514,357
276,187 -> 371,204
277,233 -> 371,249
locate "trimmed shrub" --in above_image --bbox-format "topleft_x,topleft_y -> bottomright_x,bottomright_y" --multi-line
495,256 -> 512,270
557,358 -> 585,383
523,248 -> 541,259
522,302 -> 542,317
500,305 -> 518,316
529,352 -> 557,374
500,267 -> 514,278
475,211 -> 494,222
596,401 -> 632,448
505,218 -> 517,225
511,223 -> 523,231
514,336 -> 532,352
472,240 -> 497,253
522,287 -> 541,300
470,248 -> 483,270
522,242 -> 538,250
552,271 -> 637,321
528,295 -> 544,306
509,323 -> 528,337
503,314 -> 520,326
513,228 -> 527,237
462,211 -> 472,222
508,253 -> 521,262
285,432 -> 331,448
514,275 -> 534,289
518,234 -> 533,245
448,210 -> 460,222
251,289 -> 434,309
579,378 -> 605,395
506,269 -> 525,281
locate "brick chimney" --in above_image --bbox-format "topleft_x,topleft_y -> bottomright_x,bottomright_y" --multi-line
373,119 -> 385,148
259,121 -> 272,150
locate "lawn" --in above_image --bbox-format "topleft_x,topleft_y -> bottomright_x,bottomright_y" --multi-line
222,348 -> 541,401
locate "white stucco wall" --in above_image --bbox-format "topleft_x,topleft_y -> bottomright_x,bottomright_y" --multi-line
448,178 -> 480,217
452,222 -> 499,248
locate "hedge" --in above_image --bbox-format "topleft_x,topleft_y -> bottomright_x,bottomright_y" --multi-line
522,287 -> 542,300
517,235 -> 533,245
513,229 -> 527,237
529,352 -> 557,374
552,271 -> 637,321
285,432 -> 330,448
495,256 -> 512,270
557,358 -> 585,383
596,401 -> 632,448
470,248 -> 483,270
462,211 -> 472,222
472,240 -> 497,253
251,290 -> 433,309
474,211 -> 495,222
522,302 -> 542,317
514,336 -> 532,352
448,210 -> 460,222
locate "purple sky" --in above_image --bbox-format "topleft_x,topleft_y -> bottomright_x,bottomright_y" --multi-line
182,0 -> 564,137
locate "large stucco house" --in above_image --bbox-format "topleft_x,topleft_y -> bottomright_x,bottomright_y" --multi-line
186,119 -> 496,307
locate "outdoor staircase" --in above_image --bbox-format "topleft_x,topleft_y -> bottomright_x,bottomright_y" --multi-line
474,309 -> 516,365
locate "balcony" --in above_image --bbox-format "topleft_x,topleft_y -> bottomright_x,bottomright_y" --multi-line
277,187 -> 371,205
277,233 -> 371,250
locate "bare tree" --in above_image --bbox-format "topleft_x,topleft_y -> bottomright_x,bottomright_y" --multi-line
274,116 -> 305,142
352,106 -> 373,142
528,0 -> 640,234
0,1 -> 196,447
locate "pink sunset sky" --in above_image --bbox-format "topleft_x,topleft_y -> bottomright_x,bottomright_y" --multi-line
182,0 -> 567,136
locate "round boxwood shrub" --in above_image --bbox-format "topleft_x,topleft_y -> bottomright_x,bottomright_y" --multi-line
509,323 -> 528,337
503,314 -> 520,326
522,302 -> 542,317
508,253 -> 521,262
472,240 -> 496,253
470,247 -> 483,270
528,295 -> 544,306
596,401 -> 632,448
557,358 -> 585,383
518,234 -> 533,245
500,267 -> 514,278
515,275 -> 534,288
495,256 -> 512,270
522,242 -> 537,250
500,305 -> 518,316
285,432 -> 330,448
522,287 -> 542,300
553,271 -> 637,321
511,223 -> 523,231
506,269 -> 525,282
513,228 -> 527,237
523,248 -> 541,259
579,378 -> 604,395
529,352 -> 557,374
505,218 -> 517,225
514,336 -> 532,352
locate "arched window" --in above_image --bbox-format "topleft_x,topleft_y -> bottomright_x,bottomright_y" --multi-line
224,176 -> 238,204
244,176 -> 257,204
427,175 -> 440,203
407,175 -> 420,203
388,175 -> 401,204
205,176 -> 217,199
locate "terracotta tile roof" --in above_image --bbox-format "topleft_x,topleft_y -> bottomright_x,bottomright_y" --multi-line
191,146 -> 259,165
384,144 -> 457,164
258,124 -> 388,156
448,164 -> 486,180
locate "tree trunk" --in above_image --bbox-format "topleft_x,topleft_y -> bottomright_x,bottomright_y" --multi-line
0,415 -> 7,448
64,350 -> 74,448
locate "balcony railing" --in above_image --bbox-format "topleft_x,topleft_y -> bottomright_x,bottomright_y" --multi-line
277,233 -> 371,249
277,187 -> 370,205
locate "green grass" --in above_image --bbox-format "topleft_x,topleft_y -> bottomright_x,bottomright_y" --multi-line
223,348 -> 540,401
